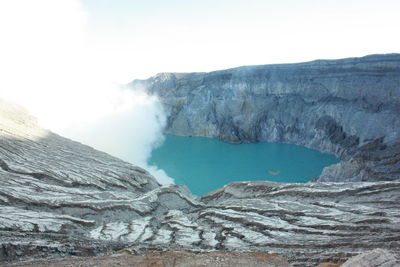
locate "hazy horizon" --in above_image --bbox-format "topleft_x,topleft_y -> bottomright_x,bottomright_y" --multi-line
82,0 -> 400,82
0,0 -> 398,184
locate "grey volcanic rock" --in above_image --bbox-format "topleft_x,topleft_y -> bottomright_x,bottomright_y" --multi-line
83,180 -> 400,266
1,98 -> 400,266
0,99 -> 196,261
9,251 -> 293,267
316,139 -> 400,182
341,249 -> 400,267
130,54 -> 400,182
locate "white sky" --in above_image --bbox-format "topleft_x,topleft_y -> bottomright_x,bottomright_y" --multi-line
0,0 -> 175,183
0,0 -> 398,184
0,0 -> 399,125
81,0 -> 400,82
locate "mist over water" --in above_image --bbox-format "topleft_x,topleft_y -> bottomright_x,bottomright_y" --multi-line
0,0 -> 173,184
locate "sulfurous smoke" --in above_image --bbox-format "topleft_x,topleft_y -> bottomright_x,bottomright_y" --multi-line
0,0 -> 173,184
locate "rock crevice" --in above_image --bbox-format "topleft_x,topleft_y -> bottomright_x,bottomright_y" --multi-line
130,54 -> 400,182
1,54 -> 400,266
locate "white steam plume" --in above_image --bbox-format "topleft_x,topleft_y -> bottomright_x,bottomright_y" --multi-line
0,0 -> 173,184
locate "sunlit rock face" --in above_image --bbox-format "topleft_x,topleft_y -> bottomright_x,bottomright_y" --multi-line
130,54 -> 400,182
1,99 -> 400,267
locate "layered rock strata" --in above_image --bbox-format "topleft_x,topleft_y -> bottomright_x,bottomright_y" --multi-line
341,248 -> 400,267
9,251 -> 293,267
8,249 -> 400,267
1,100 -> 399,266
130,54 -> 400,182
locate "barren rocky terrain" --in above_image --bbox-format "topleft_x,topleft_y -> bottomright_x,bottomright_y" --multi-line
1,96 -> 399,266
1,54 -> 400,266
130,54 -> 400,182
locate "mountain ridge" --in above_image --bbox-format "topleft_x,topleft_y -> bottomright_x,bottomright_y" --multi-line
1,54 -> 400,266
148,53 -> 400,77
0,100 -> 399,266
130,53 -> 400,182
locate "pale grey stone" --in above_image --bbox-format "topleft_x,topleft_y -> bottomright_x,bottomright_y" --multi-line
1,54 -> 400,267
341,249 -> 400,267
130,54 -> 400,182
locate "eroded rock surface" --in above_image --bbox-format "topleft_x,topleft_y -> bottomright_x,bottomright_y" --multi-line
1,99 -> 400,266
8,251 -> 293,267
0,99 -> 186,261
130,54 -> 400,182
8,249 -> 400,267
341,248 -> 400,267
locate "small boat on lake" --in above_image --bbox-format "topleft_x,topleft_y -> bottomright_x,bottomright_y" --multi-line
268,170 -> 281,175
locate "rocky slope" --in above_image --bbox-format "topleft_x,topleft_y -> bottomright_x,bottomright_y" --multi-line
10,251 -> 293,267
130,54 -> 400,182
1,99 -> 400,266
8,249 -> 400,267
0,99 -> 194,261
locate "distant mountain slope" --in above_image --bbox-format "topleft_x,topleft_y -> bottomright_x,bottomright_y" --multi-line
130,54 -> 400,182
1,99 -> 400,266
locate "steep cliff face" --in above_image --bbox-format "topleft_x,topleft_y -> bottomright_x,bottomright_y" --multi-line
1,99 -> 400,266
130,54 -> 400,182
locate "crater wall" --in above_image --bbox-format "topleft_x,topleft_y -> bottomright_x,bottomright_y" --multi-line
130,54 -> 400,182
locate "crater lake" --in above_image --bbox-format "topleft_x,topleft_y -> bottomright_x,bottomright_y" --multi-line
149,135 -> 340,196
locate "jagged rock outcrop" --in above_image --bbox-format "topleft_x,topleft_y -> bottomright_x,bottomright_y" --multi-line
130,54 -> 400,182
1,99 -> 400,266
341,249 -> 400,267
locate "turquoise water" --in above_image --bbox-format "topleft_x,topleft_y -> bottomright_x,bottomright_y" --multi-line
149,135 -> 340,196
